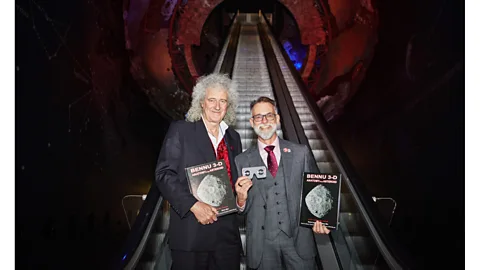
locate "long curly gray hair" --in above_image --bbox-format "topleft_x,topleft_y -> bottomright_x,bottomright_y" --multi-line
186,73 -> 238,126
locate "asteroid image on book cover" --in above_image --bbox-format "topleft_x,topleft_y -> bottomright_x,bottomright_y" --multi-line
305,184 -> 334,218
197,174 -> 228,207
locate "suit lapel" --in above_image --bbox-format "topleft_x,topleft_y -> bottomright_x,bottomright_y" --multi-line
280,139 -> 294,191
279,139 -> 298,227
194,120 -> 216,163
247,145 -> 267,203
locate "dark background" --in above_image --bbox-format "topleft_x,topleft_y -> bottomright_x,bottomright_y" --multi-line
328,1 -> 464,268
16,0 -> 463,269
16,0 -> 171,267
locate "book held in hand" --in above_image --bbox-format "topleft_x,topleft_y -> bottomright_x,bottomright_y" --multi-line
299,172 -> 342,230
185,160 -> 238,217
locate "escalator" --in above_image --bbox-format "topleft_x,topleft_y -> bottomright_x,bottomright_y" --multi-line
116,12 -> 413,270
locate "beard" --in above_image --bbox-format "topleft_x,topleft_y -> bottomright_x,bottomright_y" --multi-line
253,122 -> 277,140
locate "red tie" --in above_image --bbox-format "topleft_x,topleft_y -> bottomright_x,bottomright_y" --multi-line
217,138 -> 233,189
264,145 -> 278,178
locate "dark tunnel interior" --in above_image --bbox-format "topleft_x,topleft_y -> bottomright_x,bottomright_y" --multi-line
16,0 -> 464,269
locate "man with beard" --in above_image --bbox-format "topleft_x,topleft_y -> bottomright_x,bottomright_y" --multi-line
234,96 -> 330,270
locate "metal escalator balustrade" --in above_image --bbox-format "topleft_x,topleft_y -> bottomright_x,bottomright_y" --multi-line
259,13 -> 386,269
214,13 -> 237,73
116,187 -> 171,270
258,12 -> 413,270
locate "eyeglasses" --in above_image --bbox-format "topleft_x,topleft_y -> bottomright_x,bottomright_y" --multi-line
252,113 -> 277,122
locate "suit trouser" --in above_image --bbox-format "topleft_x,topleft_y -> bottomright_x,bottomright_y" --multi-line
255,231 -> 316,270
171,244 -> 240,270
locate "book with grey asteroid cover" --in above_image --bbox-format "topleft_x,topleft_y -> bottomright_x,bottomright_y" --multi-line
185,160 -> 238,217
299,172 -> 342,230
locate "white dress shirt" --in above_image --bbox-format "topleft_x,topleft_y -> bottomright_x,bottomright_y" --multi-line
202,117 -> 228,156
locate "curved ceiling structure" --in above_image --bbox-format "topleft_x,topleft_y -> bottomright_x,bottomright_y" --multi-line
123,0 -> 378,121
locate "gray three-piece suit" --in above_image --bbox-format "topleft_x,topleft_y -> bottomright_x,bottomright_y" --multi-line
235,139 -> 319,270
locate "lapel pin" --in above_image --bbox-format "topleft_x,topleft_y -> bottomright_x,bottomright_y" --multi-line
283,148 -> 291,153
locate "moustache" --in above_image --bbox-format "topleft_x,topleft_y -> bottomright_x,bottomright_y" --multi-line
257,123 -> 274,129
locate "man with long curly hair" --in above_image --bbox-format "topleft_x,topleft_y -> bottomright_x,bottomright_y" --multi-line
155,73 -> 242,270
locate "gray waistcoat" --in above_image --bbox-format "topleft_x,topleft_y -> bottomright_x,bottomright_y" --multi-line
258,161 -> 292,240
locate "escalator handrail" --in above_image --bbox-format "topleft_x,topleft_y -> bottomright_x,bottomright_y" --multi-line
219,12 -> 241,76
259,11 -> 414,269
115,186 -> 164,269
212,11 -> 239,74
256,25 -> 301,144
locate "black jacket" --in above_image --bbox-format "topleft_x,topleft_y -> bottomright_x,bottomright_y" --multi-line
155,120 -> 242,251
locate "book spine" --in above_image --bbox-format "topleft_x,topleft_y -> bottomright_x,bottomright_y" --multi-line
217,208 -> 238,217
184,167 -> 194,194
298,173 -> 307,228
334,175 -> 342,230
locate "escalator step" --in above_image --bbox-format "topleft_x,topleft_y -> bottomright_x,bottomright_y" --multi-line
306,139 -> 329,150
